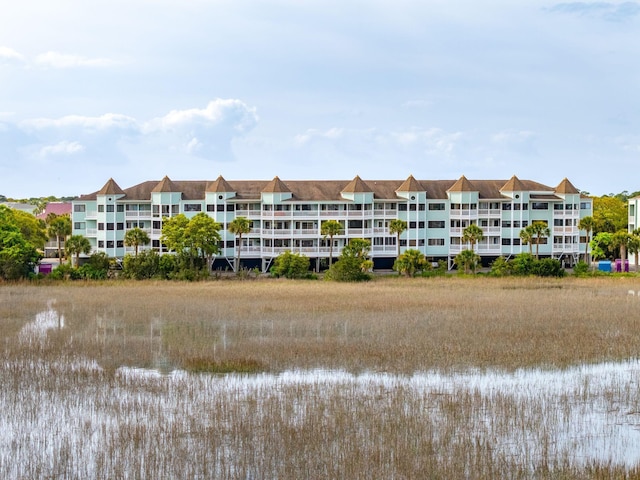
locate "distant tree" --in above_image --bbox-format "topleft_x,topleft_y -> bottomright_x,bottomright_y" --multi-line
228,216 -> 252,273
0,205 -> 42,279
519,227 -> 533,255
388,219 -> 407,257
630,228 -> 640,271
393,249 -> 427,277
611,230 -> 632,265
321,220 -> 343,268
9,208 -> 48,250
462,224 -> 484,252
454,249 -> 480,274
593,196 -> 627,233
124,227 -> 150,257
186,213 -> 221,273
271,251 -> 311,279
47,213 -> 72,261
161,214 -> 190,255
578,216 -> 595,264
590,232 -> 613,261
325,238 -> 371,282
65,235 -> 91,268
529,221 -> 551,259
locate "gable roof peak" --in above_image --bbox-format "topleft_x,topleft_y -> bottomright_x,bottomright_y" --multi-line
97,178 -> 125,196
500,175 -> 527,192
555,177 -> 580,194
447,175 -> 476,192
152,175 -> 180,193
262,176 -> 291,193
396,174 -> 426,192
206,175 -> 234,193
342,175 -> 373,193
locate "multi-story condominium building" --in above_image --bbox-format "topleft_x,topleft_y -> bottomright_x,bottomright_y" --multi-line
72,175 -> 592,271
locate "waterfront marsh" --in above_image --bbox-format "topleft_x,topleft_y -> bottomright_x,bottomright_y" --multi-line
2,277 -> 640,478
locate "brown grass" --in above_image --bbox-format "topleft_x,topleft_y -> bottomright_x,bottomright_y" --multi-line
2,276 -> 639,373
3,277 -> 640,478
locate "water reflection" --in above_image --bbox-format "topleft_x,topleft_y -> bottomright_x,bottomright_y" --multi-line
19,299 -> 64,345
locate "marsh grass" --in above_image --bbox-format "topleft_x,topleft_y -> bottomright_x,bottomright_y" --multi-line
3,277 -> 640,478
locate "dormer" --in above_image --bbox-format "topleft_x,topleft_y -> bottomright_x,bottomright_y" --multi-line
151,176 -> 182,204
446,175 -> 479,204
206,175 -> 236,202
261,176 -> 292,203
341,175 -> 374,203
395,175 -> 427,202
499,175 -> 529,202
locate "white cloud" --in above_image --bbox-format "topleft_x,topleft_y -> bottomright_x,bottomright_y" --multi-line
39,141 -> 85,157
0,46 -> 26,64
21,113 -> 140,133
146,99 -> 258,134
34,51 -> 118,69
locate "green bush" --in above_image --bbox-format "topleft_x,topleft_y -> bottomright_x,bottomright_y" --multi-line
534,258 -> 565,277
270,251 -> 311,279
572,261 -> 590,276
489,257 -> 512,277
122,250 -> 161,279
324,256 -> 371,282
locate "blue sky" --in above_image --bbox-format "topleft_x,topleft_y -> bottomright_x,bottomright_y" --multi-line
1,0 -> 638,198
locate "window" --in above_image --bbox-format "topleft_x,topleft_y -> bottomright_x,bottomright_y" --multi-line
152,240 -> 160,248
554,219 -> 563,226
117,240 -> 124,248
502,238 -> 511,245
409,204 -> 417,211
98,205 -> 104,212
107,223 -> 115,231
106,205 -> 114,212
554,204 -> 563,211
206,204 -> 215,212
409,221 -> 417,228
107,241 -> 114,248
580,202 -> 591,210
226,241 -> 234,249
502,221 -> 511,228
428,203 -> 445,211
153,221 -> 161,229
513,238 -> 521,246
418,239 -> 425,246
74,222 -> 85,230
98,223 -> 104,231
98,241 -> 104,248
428,238 -> 445,246
630,205 -> 635,216
419,204 -> 426,211
171,205 -> 179,214
218,204 -> 226,211
513,204 -> 521,210
428,221 -> 445,228
502,203 -> 511,210
419,221 -> 425,228
513,221 -> 521,228
226,204 -> 235,211
184,204 -> 202,212
117,223 -> 124,230
398,204 -> 408,211
565,204 -> 573,211
117,205 -> 124,213
74,204 -> 86,213
531,202 -> 548,210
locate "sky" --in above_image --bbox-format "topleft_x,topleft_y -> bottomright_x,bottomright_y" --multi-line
1,0 -> 638,198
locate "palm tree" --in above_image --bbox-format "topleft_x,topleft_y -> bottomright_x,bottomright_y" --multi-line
389,219 -> 408,258
632,228 -> 640,271
228,216 -> 251,273
124,227 -> 150,257
519,226 -> 533,255
454,249 -> 481,274
65,235 -> 91,268
529,221 -> 550,259
462,224 -> 484,252
578,216 -> 595,264
612,230 -> 632,270
321,220 -> 343,268
46,213 -> 72,262
393,249 -> 427,277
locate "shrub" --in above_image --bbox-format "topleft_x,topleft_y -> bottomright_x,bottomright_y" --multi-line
534,258 -> 565,277
572,261 -> 590,276
270,251 -> 311,279
122,250 -> 161,279
510,253 -> 537,276
489,257 -> 512,277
